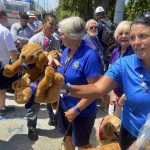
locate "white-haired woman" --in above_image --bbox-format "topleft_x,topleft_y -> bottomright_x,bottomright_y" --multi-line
108,21 -> 134,117
57,16 -> 102,150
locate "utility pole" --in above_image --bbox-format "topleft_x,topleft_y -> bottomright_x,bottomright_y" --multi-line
44,0 -> 46,11
114,0 -> 125,24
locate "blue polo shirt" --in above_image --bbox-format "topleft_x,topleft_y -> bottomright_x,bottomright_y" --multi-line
106,54 -> 150,137
58,41 -> 102,116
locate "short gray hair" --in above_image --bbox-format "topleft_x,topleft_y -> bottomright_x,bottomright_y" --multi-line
114,20 -> 131,41
59,16 -> 85,40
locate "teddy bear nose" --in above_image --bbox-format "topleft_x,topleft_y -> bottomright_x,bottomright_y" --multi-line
21,55 -> 26,60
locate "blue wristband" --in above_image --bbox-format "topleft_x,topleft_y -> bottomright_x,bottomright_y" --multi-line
72,105 -> 81,115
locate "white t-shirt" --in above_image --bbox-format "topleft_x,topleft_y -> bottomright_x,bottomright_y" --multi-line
0,24 -> 16,64
29,31 -> 60,52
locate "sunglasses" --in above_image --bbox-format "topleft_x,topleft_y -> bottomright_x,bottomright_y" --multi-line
89,26 -> 98,30
139,12 -> 150,18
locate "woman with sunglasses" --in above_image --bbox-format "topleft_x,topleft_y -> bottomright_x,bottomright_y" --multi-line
63,13 -> 150,150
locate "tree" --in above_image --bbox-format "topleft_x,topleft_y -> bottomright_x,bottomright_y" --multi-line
56,0 -> 117,21
125,0 -> 150,20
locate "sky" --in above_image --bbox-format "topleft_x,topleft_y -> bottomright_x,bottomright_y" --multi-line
34,0 -> 59,11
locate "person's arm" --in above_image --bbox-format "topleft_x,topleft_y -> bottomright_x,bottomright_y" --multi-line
9,50 -> 17,62
11,24 -> 30,44
108,90 -> 119,104
65,76 -> 100,122
34,26 -> 43,33
68,75 -> 118,100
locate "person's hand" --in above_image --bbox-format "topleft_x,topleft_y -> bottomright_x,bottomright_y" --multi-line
45,52 -> 62,67
117,94 -> 126,106
65,108 -> 78,122
109,91 -> 119,105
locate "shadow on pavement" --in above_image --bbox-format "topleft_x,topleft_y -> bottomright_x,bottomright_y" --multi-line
37,128 -> 63,139
0,134 -> 34,150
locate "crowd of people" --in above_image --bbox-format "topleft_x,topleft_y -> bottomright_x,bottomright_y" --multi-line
0,5 -> 150,150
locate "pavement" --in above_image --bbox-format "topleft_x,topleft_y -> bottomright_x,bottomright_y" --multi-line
0,92 -> 106,150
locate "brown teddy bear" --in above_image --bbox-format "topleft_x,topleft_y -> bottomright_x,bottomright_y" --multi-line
3,43 -> 64,107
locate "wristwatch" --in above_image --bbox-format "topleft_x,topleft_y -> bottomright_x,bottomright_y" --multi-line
66,83 -> 72,96
60,83 -> 72,96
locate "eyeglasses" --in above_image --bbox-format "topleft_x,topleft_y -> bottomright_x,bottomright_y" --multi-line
139,12 -> 150,18
130,33 -> 150,41
89,26 -> 98,30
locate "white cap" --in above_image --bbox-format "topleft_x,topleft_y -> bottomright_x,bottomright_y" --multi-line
27,11 -> 36,18
95,6 -> 105,14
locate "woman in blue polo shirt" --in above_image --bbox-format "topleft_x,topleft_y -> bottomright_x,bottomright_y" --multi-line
57,16 -> 102,149
108,21 -> 134,117
63,13 -> 150,150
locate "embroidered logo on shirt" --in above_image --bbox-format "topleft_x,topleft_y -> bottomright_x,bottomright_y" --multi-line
72,61 -> 80,69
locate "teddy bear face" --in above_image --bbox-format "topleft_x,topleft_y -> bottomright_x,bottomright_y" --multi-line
20,43 -> 47,65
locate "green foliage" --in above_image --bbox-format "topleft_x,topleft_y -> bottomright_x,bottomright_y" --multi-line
125,0 -> 150,20
107,0 -> 116,21
56,0 -> 117,21
55,0 -> 150,23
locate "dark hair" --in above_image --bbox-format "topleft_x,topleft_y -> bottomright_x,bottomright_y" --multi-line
132,12 -> 150,26
0,10 -> 7,19
19,12 -> 29,20
42,13 -> 57,23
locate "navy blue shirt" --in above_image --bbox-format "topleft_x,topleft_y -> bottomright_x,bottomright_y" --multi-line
58,41 -> 102,116
106,54 -> 150,137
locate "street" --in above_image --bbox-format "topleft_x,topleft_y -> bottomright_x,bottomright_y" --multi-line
0,92 -> 106,150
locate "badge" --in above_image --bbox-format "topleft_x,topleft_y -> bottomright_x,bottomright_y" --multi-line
72,61 -> 79,69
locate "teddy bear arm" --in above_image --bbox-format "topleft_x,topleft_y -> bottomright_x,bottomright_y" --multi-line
3,60 -> 22,77
37,66 -> 55,90
15,87 -> 32,104
40,73 -> 64,104
34,66 -> 55,102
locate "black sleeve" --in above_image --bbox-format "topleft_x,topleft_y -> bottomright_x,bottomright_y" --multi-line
0,61 -> 21,90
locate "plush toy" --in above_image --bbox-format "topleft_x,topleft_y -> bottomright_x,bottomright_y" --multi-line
87,115 -> 121,150
3,43 -> 64,106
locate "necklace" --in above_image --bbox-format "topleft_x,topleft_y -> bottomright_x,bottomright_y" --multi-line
139,74 -> 150,93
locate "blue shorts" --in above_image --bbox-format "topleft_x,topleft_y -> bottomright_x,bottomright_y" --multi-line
56,104 -> 96,147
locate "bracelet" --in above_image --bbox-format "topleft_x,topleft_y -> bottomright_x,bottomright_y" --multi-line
72,105 -> 81,115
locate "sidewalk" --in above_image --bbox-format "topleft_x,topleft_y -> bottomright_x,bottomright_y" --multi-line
0,92 -> 106,150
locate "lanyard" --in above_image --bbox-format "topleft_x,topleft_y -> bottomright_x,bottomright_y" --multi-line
62,55 -> 73,83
